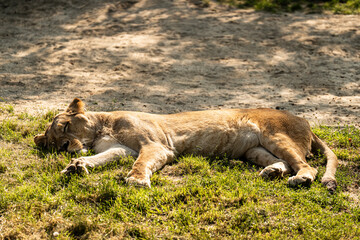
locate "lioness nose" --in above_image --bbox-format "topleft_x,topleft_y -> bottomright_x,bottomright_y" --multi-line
59,141 -> 70,151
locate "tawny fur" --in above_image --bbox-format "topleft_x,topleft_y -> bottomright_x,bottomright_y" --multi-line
34,98 -> 338,192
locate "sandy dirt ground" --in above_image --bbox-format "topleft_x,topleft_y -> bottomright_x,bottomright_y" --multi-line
0,0 -> 359,127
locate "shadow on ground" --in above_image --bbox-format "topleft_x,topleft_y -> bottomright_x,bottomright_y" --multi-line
0,0 -> 359,125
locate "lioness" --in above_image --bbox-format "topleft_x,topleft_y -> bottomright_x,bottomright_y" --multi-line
34,98 -> 338,192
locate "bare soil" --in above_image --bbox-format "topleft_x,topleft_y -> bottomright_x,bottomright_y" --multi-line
0,0 -> 359,127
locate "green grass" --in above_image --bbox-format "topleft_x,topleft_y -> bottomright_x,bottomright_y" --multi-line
216,0 -> 360,14
0,109 -> 359,239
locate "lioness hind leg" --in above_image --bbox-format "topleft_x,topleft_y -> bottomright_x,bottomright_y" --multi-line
245,147 -> 292,179
262,137 -> 318,187
288,167 -> 318,187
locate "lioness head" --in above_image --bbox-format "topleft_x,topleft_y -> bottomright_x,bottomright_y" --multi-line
34,98 -> 94,152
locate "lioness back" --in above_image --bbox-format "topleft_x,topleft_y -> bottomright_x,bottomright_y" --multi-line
106,108 -> 311,159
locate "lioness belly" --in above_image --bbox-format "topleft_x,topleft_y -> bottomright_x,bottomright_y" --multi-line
173,129 -> 260,158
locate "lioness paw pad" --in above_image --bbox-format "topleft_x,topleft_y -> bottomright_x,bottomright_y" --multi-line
61,158 -> 94,175
125,176 -> 151,188
259,166 -> 283,179
288,175 -> 313,187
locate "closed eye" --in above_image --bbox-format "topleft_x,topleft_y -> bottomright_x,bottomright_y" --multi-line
63,122 -> 70,133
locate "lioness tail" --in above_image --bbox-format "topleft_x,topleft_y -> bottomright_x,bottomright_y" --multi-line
311,132 -> 338,193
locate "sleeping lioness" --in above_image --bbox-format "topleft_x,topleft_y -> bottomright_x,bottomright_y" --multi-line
34,98 -> 338,192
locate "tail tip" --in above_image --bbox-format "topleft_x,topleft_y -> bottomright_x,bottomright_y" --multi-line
322,177 -> 337,194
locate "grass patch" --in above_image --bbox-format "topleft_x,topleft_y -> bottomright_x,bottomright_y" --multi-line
0,110 -> 359,239
215,0 -> 360,14
0,107 -> 57,143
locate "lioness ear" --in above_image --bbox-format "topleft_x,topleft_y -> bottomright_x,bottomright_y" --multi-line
66,98 -> 85,114
34,134 -> 47,148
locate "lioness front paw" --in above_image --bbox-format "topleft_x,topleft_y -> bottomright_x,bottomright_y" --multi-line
61,158 -> 94,175
125,176 -> 151,188
288,175 -> 313,187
